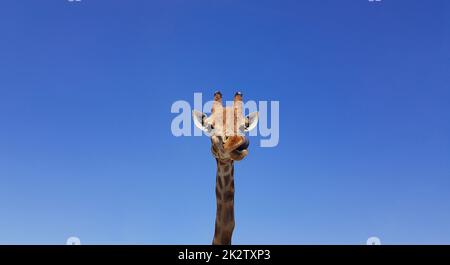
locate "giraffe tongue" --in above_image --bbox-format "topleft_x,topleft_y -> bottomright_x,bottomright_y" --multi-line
236,137 -> 249,151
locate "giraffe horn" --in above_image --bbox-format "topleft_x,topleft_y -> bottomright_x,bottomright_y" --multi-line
212,91 -> 223,113
214,91 -> 222,102
234,91 -> 243,102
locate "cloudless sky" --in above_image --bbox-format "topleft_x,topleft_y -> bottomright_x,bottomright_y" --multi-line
0,0 -> 449,244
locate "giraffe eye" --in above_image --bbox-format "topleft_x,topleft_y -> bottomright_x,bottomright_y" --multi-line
238,124 -> 245,133
206,122 -> 214,131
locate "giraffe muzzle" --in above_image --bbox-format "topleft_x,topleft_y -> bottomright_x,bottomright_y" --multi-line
236,137 -> 249,151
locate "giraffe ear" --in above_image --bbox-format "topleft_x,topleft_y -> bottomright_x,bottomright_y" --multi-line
245,112 -> 258,132
192,110 -> 210,132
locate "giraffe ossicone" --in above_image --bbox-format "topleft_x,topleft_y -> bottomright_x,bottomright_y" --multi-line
192,91 -> 258,245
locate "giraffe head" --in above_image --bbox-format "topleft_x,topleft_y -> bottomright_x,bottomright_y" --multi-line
193,91 -> 258,161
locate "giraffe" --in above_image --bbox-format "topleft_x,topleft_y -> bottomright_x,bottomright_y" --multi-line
192,91 -> 258,245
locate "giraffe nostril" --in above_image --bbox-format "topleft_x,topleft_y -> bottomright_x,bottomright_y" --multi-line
236,137 -> 249,151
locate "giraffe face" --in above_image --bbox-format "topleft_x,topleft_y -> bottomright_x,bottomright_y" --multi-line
193,92 -> 258,161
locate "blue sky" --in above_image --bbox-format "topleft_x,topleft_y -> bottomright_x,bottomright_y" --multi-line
0,0 -> 449,244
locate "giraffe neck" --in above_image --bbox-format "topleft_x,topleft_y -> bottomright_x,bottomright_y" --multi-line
213,159 -> 235,245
